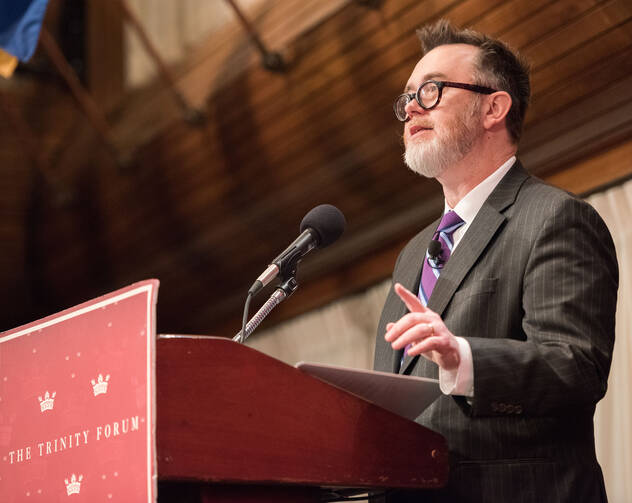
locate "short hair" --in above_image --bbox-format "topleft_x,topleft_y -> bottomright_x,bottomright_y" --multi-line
416,19 -> 530,143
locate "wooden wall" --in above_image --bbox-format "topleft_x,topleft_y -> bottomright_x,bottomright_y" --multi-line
1,0 -> 631,335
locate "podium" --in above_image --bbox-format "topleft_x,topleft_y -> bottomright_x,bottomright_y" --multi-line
0,281 -> 447,502
156,335 -> 448,502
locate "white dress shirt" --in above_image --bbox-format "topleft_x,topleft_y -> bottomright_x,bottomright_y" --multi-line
438,155 -> 516,396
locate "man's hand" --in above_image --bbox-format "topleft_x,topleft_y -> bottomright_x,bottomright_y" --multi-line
385,283 -> 461,371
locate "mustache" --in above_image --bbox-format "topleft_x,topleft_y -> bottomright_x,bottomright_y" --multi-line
408,120 -> 434,128
402,121 -> 434,146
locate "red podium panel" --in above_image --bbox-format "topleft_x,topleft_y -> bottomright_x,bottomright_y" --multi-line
0,280 -> 159,503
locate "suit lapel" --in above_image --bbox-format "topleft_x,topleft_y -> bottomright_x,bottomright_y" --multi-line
400,161 -> 529,374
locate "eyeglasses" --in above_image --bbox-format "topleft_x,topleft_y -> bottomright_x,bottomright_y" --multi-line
393,80 -> 497,122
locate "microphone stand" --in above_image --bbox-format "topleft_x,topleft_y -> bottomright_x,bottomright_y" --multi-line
233,275 -> 298,344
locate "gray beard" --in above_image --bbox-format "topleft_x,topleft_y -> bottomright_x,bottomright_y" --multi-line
404,139 -> 453,178
403,102 -> 481,179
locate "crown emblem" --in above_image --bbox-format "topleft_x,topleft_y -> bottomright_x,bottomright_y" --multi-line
38,391 -> 56,412
64,474 -> 83,495
91,374 -> 110,396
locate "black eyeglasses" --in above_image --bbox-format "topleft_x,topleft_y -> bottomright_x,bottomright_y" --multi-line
393,80 -> 497,122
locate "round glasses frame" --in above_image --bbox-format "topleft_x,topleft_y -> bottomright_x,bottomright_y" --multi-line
393,80 -> 497,122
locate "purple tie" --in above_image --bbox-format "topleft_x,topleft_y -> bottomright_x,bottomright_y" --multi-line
402,211 -> 464,363
418,210 -> 465,305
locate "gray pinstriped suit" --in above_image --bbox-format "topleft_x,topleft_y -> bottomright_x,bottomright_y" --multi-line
373,161 -> 618,502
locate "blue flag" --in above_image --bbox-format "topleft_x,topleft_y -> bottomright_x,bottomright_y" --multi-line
0,0 -> 50,62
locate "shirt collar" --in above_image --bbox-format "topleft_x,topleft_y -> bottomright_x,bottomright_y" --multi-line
444,155 -> 516,223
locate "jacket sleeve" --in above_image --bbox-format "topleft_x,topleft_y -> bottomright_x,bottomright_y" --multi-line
466,196 -> 618,417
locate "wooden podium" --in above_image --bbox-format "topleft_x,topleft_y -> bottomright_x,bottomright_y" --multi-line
155,335 -> 448,502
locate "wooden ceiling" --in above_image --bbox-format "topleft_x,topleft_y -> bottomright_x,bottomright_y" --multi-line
1,0 -> 631,336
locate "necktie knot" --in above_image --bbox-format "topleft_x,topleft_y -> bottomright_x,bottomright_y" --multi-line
437,210 -> 464,234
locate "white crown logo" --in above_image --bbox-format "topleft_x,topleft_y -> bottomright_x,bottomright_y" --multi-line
64,474 -> 83,495
91,374 -> 110,396
38,391 -> 56,412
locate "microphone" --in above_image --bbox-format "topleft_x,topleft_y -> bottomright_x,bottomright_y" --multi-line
428,239 -> 443,266
249,204 -> 346,296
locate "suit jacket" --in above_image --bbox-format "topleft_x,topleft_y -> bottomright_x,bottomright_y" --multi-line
373,161 -> 618,503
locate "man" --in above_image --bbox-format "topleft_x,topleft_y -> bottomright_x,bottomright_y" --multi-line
373,20 -> 618,503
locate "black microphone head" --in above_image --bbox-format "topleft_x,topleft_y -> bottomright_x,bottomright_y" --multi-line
428,239 -> 442,259
299,204 -> 346,248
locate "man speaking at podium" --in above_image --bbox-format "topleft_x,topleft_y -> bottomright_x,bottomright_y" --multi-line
373,20 -> 618,503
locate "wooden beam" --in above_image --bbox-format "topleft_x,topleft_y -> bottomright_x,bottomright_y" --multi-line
86,0 -> 125,111
116,0 -> 204,122
546,138 -> 632,195
39,27 -> 122,165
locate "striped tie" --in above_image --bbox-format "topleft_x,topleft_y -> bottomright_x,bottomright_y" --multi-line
418,210 -> 465,306
402,210 -> 465,365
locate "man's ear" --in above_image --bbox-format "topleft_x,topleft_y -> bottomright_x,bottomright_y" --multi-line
483,91 -> 512,130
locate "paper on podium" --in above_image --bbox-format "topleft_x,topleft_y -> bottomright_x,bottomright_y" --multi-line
296,361 -> 441,421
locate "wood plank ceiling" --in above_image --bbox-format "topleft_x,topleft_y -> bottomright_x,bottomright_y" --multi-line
1,0 -> 631,336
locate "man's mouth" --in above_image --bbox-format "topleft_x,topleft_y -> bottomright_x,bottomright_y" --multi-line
409,124 -> 433,137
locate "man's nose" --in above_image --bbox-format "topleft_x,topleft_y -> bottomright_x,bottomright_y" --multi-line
404,96 -> 423,119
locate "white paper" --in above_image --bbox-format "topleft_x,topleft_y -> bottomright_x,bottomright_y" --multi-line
296,361 -> 441,421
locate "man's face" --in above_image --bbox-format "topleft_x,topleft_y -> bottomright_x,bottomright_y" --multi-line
402,44 -> 485,179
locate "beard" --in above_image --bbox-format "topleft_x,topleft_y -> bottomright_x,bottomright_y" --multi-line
403,98 -> 482,179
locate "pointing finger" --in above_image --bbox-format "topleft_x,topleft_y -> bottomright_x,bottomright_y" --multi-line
394,283 -> 427,313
